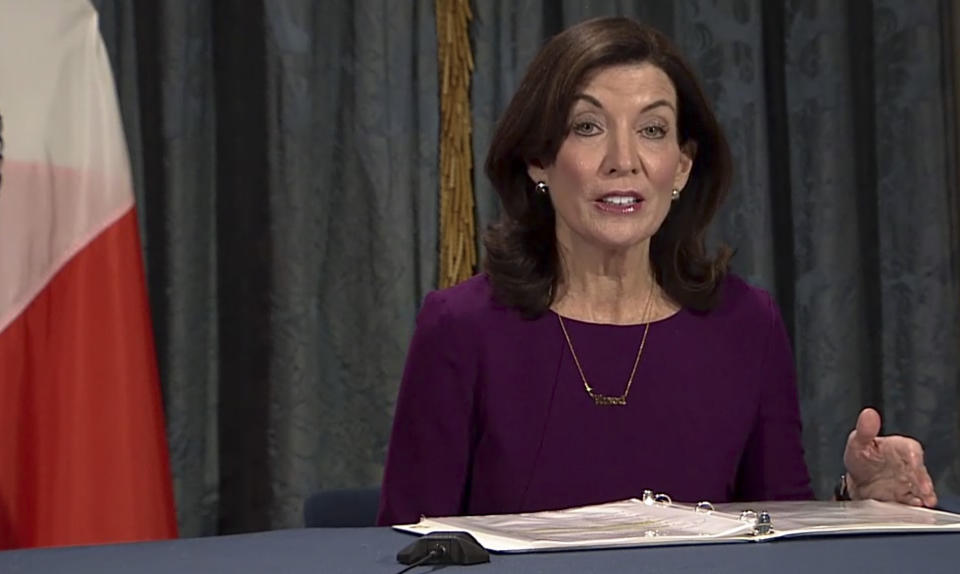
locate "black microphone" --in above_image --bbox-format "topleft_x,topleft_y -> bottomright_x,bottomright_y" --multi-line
396,531 -> 490,568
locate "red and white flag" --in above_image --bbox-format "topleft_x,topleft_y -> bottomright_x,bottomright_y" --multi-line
0,0 -> 177,548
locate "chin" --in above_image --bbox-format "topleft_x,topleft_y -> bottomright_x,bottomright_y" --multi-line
587,231 -> 652,251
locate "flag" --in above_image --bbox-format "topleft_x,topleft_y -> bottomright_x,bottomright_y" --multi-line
0,0 -> 177,548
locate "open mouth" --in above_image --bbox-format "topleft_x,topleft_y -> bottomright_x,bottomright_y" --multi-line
594,194 -> 644,213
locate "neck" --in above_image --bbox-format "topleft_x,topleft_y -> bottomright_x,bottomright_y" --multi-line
552,233 -> 661,325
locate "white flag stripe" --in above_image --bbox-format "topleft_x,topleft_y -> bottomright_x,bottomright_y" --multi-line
0,0 -> 135,333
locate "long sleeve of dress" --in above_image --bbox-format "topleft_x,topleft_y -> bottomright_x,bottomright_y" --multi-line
376,291 -> 477,525
734,292 -> 815,501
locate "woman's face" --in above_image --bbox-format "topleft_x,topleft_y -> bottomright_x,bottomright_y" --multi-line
528,63 -> 694,252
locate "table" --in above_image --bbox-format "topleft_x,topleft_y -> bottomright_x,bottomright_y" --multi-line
1,526 -> 959,573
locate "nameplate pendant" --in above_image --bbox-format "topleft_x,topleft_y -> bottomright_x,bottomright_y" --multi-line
592,394 -> 627,406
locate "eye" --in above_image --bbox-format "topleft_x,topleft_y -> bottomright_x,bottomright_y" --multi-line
571,121 -> 602,136
640,124 -> 668,139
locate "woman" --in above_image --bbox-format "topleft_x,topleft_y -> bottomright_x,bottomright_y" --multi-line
377,17 -> 936,526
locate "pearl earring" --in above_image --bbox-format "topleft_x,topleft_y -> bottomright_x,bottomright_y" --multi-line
535,181 -> 549,195
671,188 -> 680,201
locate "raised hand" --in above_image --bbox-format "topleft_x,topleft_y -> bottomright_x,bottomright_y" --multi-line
842,408 -> 937,507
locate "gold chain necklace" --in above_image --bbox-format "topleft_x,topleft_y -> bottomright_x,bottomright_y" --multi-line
556,282 -> 656,406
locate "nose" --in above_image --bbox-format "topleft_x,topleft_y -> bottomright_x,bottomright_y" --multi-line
601,126 -> 640,175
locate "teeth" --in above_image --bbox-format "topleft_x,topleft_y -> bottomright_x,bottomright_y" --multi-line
601,196 -> 638,205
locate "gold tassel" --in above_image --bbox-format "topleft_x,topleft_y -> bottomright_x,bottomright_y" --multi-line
436,0 -> 476,288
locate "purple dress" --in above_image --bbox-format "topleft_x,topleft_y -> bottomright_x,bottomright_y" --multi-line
377,273 -> 813,525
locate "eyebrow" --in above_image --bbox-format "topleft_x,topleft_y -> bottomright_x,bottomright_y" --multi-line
572,94 -> 676,114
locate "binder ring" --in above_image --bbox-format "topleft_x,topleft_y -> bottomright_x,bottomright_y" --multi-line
641,490 -> 672,506
695,501 -> 715,513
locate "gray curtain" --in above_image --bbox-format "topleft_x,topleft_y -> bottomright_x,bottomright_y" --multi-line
93,0 -> 438,536
90,0 -> 959,537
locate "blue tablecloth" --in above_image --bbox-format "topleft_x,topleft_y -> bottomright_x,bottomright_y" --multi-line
2,526 -> 959,574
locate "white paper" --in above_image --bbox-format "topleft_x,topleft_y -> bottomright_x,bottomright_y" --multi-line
395,498 -> 754,552
394,498 -> 960,553
714,499 -> 960,540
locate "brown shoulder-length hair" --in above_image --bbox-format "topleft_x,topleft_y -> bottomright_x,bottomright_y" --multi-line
483,17 -> 733,318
